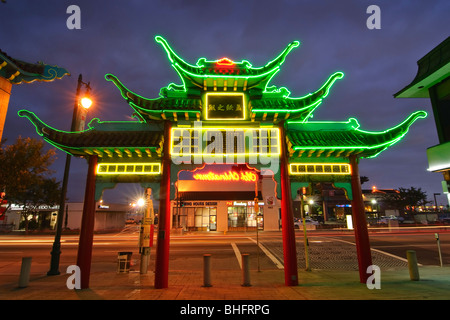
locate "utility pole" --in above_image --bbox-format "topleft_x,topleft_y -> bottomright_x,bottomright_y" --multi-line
140,188 -> 154,274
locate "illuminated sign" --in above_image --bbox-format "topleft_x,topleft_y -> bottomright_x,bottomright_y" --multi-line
96,163 -> 161,175
205,93 -> 245,120
171,126 -> 280,159
193,171 -> 258,182
289,163 -> 351,175
174,201 -> 218,207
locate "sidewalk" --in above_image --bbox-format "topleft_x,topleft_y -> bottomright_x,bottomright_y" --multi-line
1,262 -> 449,300
1,230 -> 449,302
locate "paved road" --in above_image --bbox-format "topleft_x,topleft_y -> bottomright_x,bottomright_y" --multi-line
1,227 -> 449,278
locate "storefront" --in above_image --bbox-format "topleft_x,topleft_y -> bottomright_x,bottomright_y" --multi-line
173,202 -> 218,231
171,164 -> 279,232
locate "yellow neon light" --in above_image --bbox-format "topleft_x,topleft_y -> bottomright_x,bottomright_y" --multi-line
170,127 -> 281,157
204,92 -> 246,120
289,163 -> 351,175
96,163 -> 161,175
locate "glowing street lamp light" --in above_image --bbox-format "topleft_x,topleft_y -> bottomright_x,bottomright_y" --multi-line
76,77 -> 92,131
137,198 -> 145,207
80,96 -> 93,109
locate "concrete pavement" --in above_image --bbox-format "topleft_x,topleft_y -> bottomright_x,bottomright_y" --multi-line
1,230 -> 449,307
1,257 -> 449,301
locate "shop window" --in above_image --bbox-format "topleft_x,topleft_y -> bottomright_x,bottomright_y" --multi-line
227,205 -> 263,229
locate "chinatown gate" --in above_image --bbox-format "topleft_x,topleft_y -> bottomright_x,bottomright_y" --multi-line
19,36 -> 426,289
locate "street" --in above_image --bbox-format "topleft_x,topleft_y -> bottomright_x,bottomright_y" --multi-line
1,226 -> 449,279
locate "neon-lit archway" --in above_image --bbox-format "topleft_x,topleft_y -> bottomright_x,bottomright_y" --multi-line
20,36 -> 426,289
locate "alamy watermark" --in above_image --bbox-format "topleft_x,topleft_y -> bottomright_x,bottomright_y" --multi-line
366,264 -> 381,289
66,5 -> 81,30
66,265 -> 81,289
366,5 -> 381,30
66,5 -> 382,31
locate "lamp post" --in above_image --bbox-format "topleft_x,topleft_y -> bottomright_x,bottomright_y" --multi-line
48,74 -> 92,275
434,193 -> 441,212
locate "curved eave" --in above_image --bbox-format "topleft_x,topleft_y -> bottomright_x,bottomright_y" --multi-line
105,74 -> 202,121
249,72 -> 344,123
249,99 -> 322,123
0,53 -> 70,84
179,69 -> 280,91
395,36 -> 450,98
155,36 -> 299,90
287,111 -> 427,159
18,110 -> 164,158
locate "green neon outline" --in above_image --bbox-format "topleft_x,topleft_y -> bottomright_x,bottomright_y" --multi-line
248,72 -> 343,121
286,117 -> 360,129
18,109 -> 161,156
106,74 -> 201,117
18,110 -> 94,135
290,111 -> 427,158
251,100 -> 322,121
155,35 -> 300,81
108,37 -> 343,121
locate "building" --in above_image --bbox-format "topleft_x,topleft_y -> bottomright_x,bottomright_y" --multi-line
2,202 -> 128,232
0,50 -> 69,141
395,36 -> 450,205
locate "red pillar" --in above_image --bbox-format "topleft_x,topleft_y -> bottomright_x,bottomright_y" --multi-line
154,122 -> 171,289
76,155 -> 98,289
279,123 -> 299,286
349,155 -> 373,283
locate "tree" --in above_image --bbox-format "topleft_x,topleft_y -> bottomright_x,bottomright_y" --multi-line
0,136 -> 60,232
381,186 -> 430,216
360,176 -> 369,185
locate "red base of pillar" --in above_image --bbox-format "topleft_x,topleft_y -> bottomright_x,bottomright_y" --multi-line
154,122 -> 171,289
350,155 -> 373,283
76,155 -> 98,289
279,123 -> 299,286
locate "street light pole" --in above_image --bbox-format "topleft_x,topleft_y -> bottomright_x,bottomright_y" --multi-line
48,74 -> 91,275
434,193 -> 441,212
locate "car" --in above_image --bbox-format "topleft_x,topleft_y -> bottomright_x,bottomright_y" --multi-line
294,217 -> 319,228
377,215 -> 401,224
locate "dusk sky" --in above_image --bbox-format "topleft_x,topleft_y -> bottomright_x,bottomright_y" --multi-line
1,1 -> 449,205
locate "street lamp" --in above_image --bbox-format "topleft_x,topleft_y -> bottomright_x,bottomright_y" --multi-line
137,198 -> 145,207
434,193 -> 441,212
48,74 -> 92,275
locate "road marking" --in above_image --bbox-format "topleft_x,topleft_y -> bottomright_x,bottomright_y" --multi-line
329,237 -> 420,265
231,242 -> 242,269
248,238 -> 284,269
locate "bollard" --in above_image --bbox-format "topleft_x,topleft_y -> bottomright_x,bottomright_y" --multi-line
18,257 -> 32,288
241,253 -> 251,287
203,254 -> 212,287
406,250 -> 420,281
